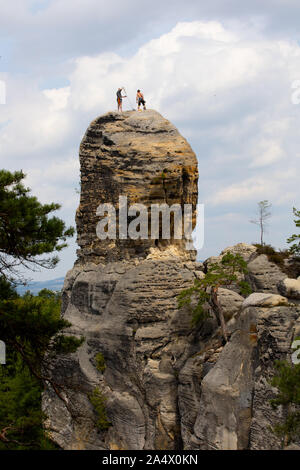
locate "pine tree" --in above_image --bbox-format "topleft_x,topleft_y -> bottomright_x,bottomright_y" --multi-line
0,169 -> 74,281
0,169 -> 82,448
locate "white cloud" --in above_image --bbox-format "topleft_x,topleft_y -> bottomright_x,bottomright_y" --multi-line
209,169 -> 297,206
43,86 -> 71,111
250,140 -> 285,168
1,17 -> 300,276
3,1 -> 300,68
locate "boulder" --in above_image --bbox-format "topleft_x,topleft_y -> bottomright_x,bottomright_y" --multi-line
278,277 -> 300,300
217,288 -> 244,321
221,243 -> 257,262
247,254 -> 286,293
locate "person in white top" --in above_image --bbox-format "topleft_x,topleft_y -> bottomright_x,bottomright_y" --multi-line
116,87 -> 127,112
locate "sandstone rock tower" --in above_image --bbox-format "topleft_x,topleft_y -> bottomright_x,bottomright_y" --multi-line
44,110 -> 199,450
76,110 -> 198,263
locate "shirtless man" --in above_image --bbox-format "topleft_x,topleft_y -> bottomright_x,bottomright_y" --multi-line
136,89 -> 146,111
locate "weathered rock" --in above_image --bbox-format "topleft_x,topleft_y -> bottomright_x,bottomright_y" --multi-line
284,443 -> 300,450
249,303 -> 299,449
76,110 -> 198,264
190,301 -> 300,450
221,243 -> 257,262
278,277 -> 300,300
192,320 -> 256,450
205,243 -> 257,268
248,254 -> 286,293
178,355 -> 203,449
217,288 -> 244,321
242,293 -> 289,309
45,109 -> 300,451
44,110 -> 199,450
46,256 -> 203,450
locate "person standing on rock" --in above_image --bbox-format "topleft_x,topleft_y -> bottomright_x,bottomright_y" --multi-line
136,89 -> 146,111
116,87 -> 126,112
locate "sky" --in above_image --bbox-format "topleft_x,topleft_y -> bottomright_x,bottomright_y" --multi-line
0,0 -> 299,282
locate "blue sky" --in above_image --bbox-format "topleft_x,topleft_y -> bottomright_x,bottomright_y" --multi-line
0,0 -> 299,281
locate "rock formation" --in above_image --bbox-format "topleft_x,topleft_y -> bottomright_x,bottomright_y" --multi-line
76,110 -> 198,263
44,110 -> 199,450
44,110 -> 300,450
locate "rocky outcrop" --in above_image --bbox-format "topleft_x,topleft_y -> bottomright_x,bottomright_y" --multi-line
44,110 -> 300,451
180,253 -> 300,450
189,297 -> 299,450
242,293 -> 289,309
44,110 -> 199,450
247,254 -> 286,293
76,110 -> 198,264
45,259 -> 200,450
278,277 -> 300,300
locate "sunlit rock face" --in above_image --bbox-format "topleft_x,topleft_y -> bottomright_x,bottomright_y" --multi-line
43,111 -> 300,451
44,110 -> 200,450
76,110 -> 198,264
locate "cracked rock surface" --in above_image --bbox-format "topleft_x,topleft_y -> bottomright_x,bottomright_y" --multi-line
43,111 -> 300,450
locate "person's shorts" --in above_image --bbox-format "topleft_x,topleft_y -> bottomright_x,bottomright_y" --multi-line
117,97 -> 122,105
138,98 -> 145,106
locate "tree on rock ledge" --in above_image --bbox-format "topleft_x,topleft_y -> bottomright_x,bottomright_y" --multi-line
178,252 -> 251,342
250,200 -> 272,246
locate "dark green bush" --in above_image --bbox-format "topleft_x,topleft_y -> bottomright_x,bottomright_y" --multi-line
254,244 -> 290,270
89,388 -> 111,431
270,359 -> 300,444
95,352 -> 106,373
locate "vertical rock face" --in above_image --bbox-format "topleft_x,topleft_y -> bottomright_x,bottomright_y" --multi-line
44,110 -> 199,450
44,111 -> 300,451
76,110 -> 198,264
191,299 -> 299,450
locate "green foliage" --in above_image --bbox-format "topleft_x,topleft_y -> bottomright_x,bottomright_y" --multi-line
0,168 -> 80,449
89,388 -> 111,431
0,292 -> 84,368
37,288 -> 61,300
0,169 -> 74,279
178,252 -> 251,329
254,244 -> 290,268
1,294 -> 76,361
253,243 -> 300,277
95,352 -> 106,373
0,356 -> 55,450
178,284 -> 210,326
0,288 -> 83,448
50,334 -> 84,356
239,280 -> 252,297
0,276 -> 18,301
287,207 -> 300,256
270,360 -> 300,443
